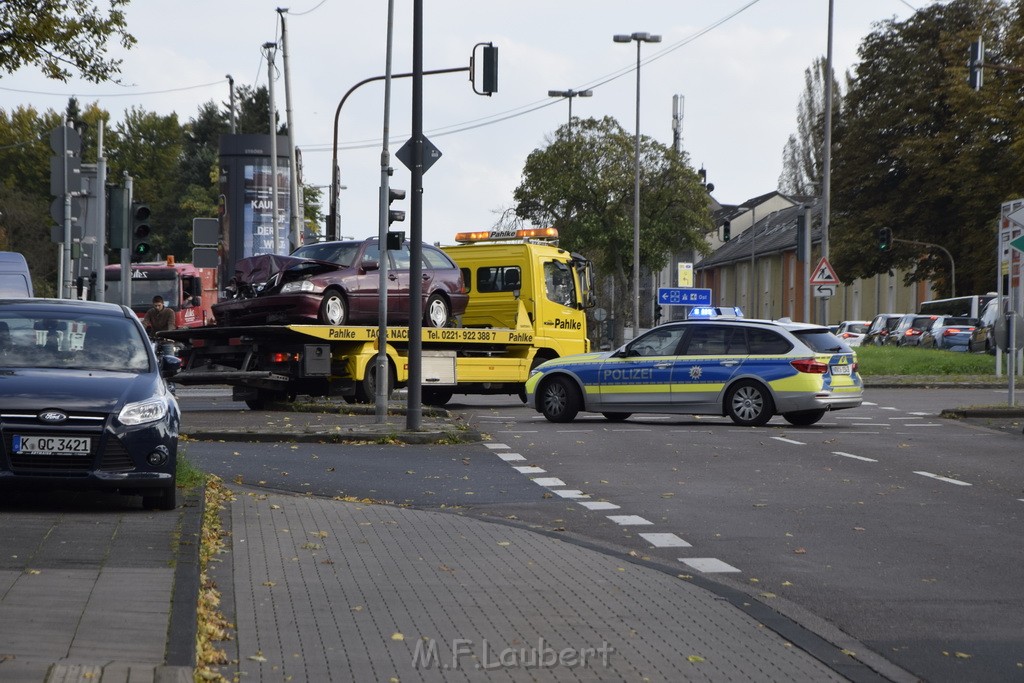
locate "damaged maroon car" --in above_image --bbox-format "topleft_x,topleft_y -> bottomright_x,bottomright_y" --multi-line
212,238 -> 468,327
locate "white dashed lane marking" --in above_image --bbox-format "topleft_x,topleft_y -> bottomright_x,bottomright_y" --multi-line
531,477 -> 565,487
679,558 -> 742,573
607,515 -> 654,526
771,437 -> 805,445
498,452 -> 526,461
551,490 -> 590,499
914,471 -> 972,486
578,501 -> 620,510
513,466 -> 545,474
639,533 -> 692,548
485,443 -> 509,450
832,451 -> 878,463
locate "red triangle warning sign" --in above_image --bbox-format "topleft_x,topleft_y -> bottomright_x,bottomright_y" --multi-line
809,257 -> 839,285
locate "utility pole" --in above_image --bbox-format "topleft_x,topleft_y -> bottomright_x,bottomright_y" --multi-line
277,8 -> 302,251
263,42 -> 281,254
226,74 -> 236,133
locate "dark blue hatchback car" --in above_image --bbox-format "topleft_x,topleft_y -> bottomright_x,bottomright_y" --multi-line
0,299 -> 181,509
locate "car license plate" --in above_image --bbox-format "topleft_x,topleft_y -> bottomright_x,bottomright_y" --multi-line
830,365 -> 852,375
12,435 -> 91,456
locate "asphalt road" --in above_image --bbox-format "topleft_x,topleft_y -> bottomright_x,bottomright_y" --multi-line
181,386 -> 1023,683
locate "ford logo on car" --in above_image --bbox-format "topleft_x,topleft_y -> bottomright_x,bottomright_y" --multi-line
38,410 -> 68,423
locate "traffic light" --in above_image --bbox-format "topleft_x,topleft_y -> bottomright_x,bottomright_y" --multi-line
132,202 -> 152,261
877,227 -> 892,251
107,187 -> 130,250
388,187 -> 406,226
795,213 -> 807,262
722,220 -> 731,242
654,304 -> 663,323
968,36 -> 984,91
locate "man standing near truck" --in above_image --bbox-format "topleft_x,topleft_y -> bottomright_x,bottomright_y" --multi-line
143,295 -> 176,335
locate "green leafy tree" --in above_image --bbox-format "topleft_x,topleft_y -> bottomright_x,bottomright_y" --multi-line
830,0 -> 1016,296
0,184 -> 57,296
234,85 -> 284,135
513,116 -> 711,343
107,107 -> 185,260
779,57 -> 846,196
0,0 -> 135,82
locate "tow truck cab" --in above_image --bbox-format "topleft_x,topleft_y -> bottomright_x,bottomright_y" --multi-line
442,227 -> 596,361
104,260 -> 218,328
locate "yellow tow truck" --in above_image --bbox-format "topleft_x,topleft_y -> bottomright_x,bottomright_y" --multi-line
164,228 -> 595,408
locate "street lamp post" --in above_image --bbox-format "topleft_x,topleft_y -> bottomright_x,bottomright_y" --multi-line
547,88 -> 593,137
614,31 -> 660,340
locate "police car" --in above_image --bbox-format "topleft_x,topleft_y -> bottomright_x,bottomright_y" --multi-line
525,318 -> 862,427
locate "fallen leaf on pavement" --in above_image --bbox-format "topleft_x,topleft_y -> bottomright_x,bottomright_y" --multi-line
391,632 -> 405,641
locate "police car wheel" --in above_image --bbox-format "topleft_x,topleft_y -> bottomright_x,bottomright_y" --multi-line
726,381 -> 774,427
602,413 -> 631,422
783,410 -> 825,427
539,376 -> 580,423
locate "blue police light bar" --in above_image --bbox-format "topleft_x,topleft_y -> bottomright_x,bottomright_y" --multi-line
687,306 -> 744,319
658,287 -> 712,306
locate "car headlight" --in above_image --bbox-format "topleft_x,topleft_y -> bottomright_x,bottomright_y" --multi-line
280,280 -> 316,294
119,397 -> 168,425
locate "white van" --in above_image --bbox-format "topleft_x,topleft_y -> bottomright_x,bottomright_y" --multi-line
0,252 -> 34,297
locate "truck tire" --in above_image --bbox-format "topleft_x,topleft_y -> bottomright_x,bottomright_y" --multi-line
356,360 -> 395,403
318,290 -> 348,325
425,293 -> 451,328
422,387 -> 454,406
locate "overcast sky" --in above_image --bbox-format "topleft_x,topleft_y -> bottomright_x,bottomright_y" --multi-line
0,0 -> 928,247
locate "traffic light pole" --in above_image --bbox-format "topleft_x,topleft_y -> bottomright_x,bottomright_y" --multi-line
329,66 -> 468,241
891,236 -> 956,297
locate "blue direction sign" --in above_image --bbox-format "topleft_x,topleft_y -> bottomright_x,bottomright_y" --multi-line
658,287 -> 712,306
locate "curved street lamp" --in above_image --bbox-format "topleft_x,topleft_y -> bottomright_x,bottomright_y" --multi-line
614,32 -> 660,339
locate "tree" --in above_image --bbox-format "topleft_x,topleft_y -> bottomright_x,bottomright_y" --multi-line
778,57 -> 846,196
829,0 -> 1016,296
513,116 -> 712,344
0,0 -> 135,82
234,85 -> 284,135
107,107 -> 185,259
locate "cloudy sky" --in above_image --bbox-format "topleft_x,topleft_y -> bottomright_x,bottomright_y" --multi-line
0,0 -> 927,246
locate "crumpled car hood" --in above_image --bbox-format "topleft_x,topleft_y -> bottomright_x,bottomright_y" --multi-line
223,254 -> 338,300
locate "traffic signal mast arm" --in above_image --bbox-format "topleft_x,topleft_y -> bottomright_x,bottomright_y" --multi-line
886,233 -> 956,297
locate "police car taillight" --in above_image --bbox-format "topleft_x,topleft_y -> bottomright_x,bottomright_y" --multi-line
791,358 -> 828,374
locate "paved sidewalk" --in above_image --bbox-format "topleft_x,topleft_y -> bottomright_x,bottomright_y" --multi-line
207,487 -> 870,683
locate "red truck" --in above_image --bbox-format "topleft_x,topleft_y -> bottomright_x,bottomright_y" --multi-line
104,259 -> 218,329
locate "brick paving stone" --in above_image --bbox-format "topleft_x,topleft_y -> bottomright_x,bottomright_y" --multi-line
213,486 -> 846,683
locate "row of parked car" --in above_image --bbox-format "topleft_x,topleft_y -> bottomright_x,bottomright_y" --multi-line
835,310 -> 995,352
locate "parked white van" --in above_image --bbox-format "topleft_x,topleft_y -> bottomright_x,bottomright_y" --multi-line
0,252 -> 34,297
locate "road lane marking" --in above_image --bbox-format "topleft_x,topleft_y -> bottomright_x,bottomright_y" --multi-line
639,532 -> 692,548
497,453 -> 526,462
914,471 -> 971,486
551,489 -> 589,499
531,477 -> 565,487
889,416 -> 922,420
513,466 -> 545,474
832,451 -> 878,462
485,443 -> 509,450
771,437 -> 805,445
880,407 -> 899,411
679,558 -> 741,573
862,401 -> 877,406
901,423 -> 942,427
607,515 -> 653,526
579,501 -> 620,510
908,412 -> 931,416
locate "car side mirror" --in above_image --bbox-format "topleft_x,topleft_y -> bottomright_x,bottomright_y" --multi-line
160,354 -> 181,378
190,295 -> 201,307
362,259 -> 380,272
